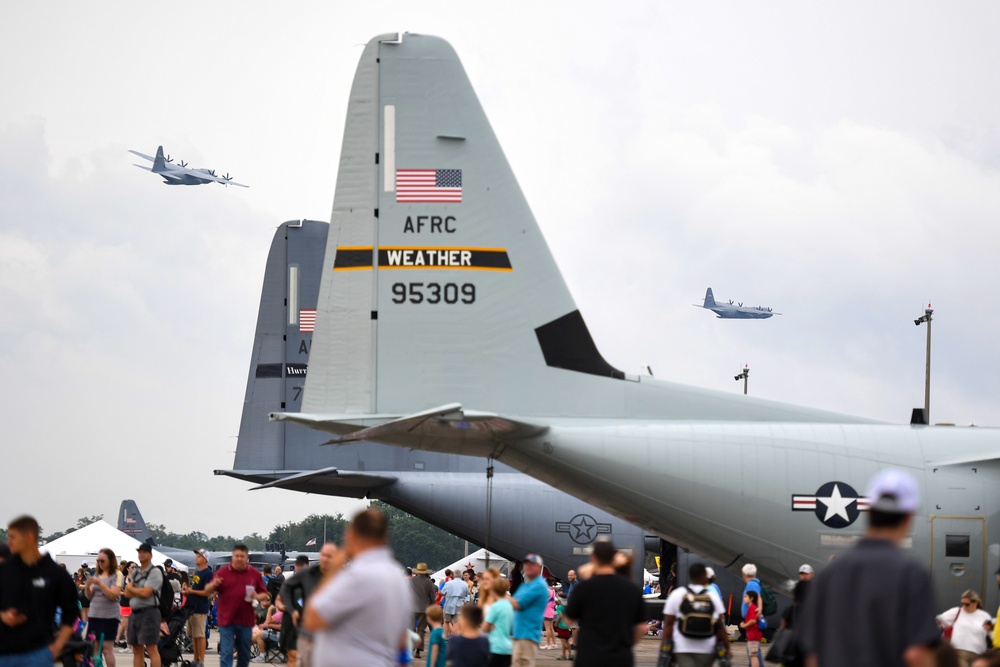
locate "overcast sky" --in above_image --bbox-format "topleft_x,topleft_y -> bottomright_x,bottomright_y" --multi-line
3,2 -> 999,538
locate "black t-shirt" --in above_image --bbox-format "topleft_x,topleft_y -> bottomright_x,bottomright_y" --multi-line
182,567 -> 214,614
446,634 -> 490,667
798,538 -> 940,667
0,553 -> 80,655
564,574 -> 644,667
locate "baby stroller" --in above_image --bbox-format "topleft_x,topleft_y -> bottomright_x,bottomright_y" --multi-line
57,620 -> 95,667
158,607 -> 193,667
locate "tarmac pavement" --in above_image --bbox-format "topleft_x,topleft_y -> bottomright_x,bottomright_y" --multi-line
166,635 -> 762,667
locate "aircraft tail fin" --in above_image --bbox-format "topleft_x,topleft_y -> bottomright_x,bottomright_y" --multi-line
704,287 -> 716,308
152,146 -> 167,173
302,33 -> 624,419
232,220 -> 331,471
117,499 -> 154,545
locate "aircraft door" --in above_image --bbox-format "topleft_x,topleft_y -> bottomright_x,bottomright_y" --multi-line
931,517 -> 986,604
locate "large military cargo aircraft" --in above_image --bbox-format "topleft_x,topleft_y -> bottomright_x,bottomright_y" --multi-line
270,33 -> 1000,609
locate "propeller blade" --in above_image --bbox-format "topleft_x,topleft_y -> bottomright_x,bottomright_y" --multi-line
738,302 -> 743,307
179,160 -> 188,168
165,154 -> 173,163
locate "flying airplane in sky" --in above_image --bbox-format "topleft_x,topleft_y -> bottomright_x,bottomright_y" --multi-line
697,287 -> 779,319
216,219 -> 694,586
267,33 -> 1000,609
129,145 -> 248,187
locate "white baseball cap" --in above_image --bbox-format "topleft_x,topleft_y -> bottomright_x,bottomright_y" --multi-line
866,468 -> 920,514
798,564 -> 814,574
705,567 -> 716,579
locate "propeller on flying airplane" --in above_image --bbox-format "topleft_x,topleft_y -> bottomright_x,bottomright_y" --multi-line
178,160 -> 188,168
222,173 -> 233,181
738,302 -> 743,307
164,154 -> 173,163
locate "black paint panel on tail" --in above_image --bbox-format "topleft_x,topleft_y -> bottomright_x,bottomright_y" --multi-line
535,310 -> 625,380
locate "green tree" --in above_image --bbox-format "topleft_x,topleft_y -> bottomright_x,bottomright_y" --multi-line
267,514 -> 346,551
76,515 -> 104,529
372,501 -> 467,571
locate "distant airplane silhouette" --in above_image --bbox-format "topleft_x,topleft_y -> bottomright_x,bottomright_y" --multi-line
696,287 -> 779,319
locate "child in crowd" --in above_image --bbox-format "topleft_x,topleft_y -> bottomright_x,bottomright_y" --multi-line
447,605 -> 490,667
426,605 -> 447,667
553,595 -> 573,661
483,577 -> 513,667
740,590 -> 763,667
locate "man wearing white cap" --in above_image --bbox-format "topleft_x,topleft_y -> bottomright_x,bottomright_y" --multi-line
798,564 -> 814,581
798,469 -> 940,666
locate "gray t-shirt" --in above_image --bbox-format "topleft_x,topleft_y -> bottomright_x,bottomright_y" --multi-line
129,565 -> 163,610
88,572 -> 123,620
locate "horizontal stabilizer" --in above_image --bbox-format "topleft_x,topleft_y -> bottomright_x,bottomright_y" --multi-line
215,468 -> 397,498
247,466 -> 396,490
132,164 -> 153,172
128,150 -> 156,162
269,411 -> 404,436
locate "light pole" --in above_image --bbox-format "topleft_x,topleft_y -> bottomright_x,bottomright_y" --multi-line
914,304 -> 933,423
734,364 -> 749,395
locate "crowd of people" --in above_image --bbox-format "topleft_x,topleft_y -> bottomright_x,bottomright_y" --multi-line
5,471 -> 1000,667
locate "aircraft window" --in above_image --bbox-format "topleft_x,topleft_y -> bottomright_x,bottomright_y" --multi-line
945,534 -> 970,558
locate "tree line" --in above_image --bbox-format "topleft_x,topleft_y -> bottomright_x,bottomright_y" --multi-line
18,502 -> 469,572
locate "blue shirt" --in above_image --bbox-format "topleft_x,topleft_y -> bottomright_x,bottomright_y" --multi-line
427,627 -> 447,667
442,579 -> 468,615
183,567 -> 214,614
512,576 -> 548,642
742,578 -> 761,616
485,598 -> 513,655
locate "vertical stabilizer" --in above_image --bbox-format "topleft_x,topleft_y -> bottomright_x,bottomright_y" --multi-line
235,220 -> 330,470
704,287 -> 716,308
152,146 -> 167,173
117,499 -> 154,544
304,33 -> 623,419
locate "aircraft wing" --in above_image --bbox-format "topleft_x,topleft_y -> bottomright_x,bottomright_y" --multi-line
132,164 -> 153,172
177,167 -> 249,188
128,150 -> 156,162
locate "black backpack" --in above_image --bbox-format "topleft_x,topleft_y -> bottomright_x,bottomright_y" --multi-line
149,566 -> 175,617
677,586 -> 717,638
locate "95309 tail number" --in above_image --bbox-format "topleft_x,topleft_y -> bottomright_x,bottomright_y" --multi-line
390,282 -> 475,305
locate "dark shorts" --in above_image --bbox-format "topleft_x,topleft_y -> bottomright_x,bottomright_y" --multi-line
88,617 -> 121,642
126,607 -> 161,646
279,613 -> 297,651
488,654 -> 512,667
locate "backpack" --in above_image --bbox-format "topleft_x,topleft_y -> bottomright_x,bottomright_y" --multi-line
677,587 -> 716,639
758,582 -> 777,617
152,566 -> 174,617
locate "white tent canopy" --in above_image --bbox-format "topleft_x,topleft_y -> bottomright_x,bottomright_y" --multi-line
431,548 -> 510,583
40,520 -> 187,571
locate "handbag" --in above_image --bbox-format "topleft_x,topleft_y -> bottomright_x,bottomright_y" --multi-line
765,627 -> 796,664
943,608 -> 961,641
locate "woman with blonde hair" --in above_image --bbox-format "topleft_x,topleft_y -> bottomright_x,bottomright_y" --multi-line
86,548 -> 123,667
938,589 -> 992,667
477,568 -> 503,614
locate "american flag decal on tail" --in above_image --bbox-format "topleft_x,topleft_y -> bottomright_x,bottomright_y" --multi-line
299,309 -> 316,333
396,169 -> 462,203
